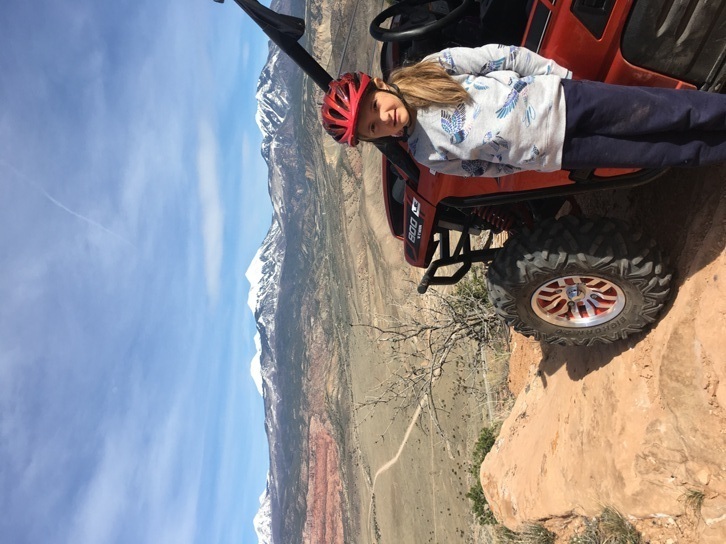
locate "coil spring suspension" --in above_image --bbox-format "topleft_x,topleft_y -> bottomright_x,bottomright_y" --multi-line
472,205 -> 515,233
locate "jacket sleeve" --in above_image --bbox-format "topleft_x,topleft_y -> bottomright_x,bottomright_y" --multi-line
430,44 -> 572,79
418,156 -> 520,179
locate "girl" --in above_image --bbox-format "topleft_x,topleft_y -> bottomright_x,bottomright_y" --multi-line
321,44 -> 726,177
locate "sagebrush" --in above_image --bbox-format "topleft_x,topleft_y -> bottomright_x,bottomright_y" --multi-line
467,426 -> 498,525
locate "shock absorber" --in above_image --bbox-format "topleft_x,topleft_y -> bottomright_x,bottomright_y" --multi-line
472,205 -> 515,233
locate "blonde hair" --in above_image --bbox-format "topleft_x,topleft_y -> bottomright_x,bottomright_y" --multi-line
388,60 -> 470,109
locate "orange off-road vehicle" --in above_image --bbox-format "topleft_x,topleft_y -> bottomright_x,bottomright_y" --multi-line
215,0 -> 726,345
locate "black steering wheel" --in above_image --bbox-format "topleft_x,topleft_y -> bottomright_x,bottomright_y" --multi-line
370,0 -> 475,43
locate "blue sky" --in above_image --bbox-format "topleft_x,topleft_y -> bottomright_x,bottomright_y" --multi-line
0,1 -> 272,543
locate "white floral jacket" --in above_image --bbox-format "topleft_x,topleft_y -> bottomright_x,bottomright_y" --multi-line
406,44 -> 572,178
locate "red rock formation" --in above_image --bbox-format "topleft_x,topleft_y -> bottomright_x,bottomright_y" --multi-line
303,416 -> 345,544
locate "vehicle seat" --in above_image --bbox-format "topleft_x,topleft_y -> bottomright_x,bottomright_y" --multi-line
392,174 -> 406,204
479,0 -> 531,46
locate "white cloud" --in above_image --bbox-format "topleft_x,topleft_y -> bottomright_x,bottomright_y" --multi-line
240,40 -> 251,72
0,2 -> 271,542
68,381 -> 202,544
196,119 -> 225,306
68,427 -> 134,544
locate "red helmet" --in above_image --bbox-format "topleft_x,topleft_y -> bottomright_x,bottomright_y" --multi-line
321,72 -> 372,147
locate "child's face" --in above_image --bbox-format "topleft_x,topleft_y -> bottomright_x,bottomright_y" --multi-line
356,79 -> 410,140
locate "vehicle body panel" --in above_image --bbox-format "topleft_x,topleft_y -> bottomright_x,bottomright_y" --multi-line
387,0 -> 720,269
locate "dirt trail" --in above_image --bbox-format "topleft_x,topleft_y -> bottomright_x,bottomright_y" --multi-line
366,398 -> 425,543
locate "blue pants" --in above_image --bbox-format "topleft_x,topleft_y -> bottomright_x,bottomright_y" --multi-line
560,79 -> 726,169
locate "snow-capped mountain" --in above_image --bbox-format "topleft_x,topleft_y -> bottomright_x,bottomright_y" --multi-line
255,45 -> 289,166
253,484 -> 273,544
247,215 -> 286,544
249,0 -> 317,539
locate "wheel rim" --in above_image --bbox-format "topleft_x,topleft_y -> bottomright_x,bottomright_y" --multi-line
530,275 -> 626,328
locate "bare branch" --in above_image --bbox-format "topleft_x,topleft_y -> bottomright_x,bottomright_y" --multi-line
354,272 -> 511,439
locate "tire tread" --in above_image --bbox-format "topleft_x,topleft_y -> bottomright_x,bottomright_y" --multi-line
486,216 -> 673,346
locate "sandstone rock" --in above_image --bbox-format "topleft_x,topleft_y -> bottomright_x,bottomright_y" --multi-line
481,183 -> 726,544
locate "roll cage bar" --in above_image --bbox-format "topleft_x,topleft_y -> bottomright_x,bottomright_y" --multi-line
212,0 -> 421,183
212,0 -> 331,89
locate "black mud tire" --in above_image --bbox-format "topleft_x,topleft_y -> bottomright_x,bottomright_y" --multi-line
486,216 -> 673,346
